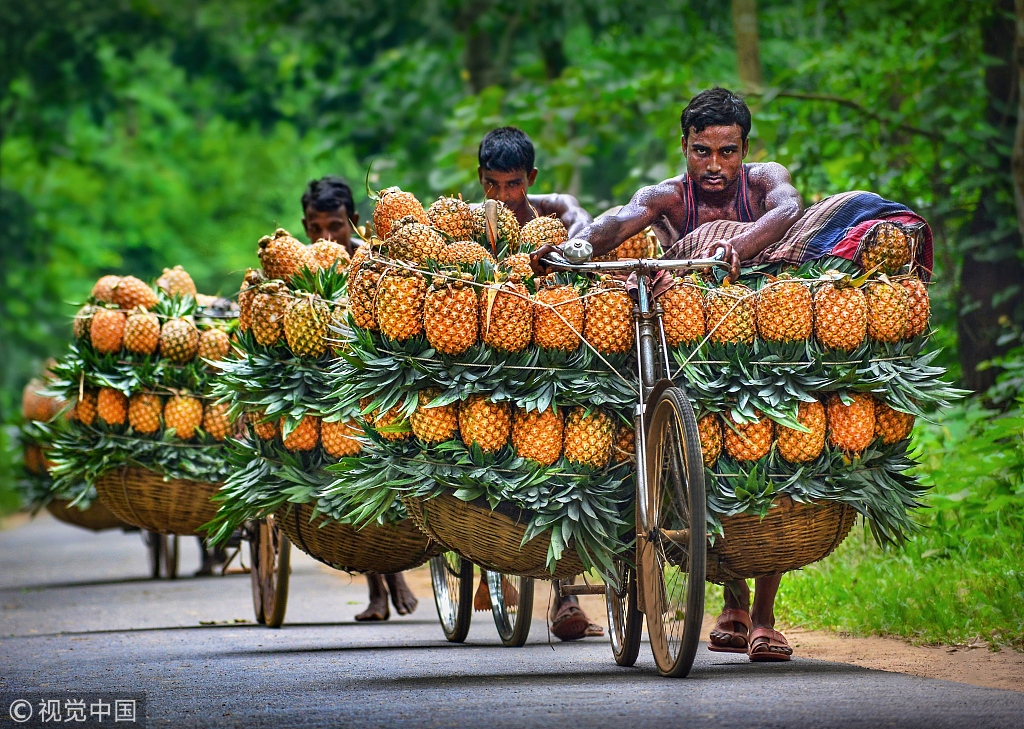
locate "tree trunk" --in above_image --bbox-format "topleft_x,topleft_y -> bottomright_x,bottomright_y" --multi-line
731,0 -> 763,91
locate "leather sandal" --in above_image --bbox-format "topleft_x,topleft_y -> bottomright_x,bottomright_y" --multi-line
708,607 -> 752,653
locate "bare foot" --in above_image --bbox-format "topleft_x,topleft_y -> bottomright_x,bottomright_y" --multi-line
355,573 -> 390,621
385,573 -> 418,615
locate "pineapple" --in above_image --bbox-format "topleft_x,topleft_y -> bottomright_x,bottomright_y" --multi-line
661,277 -> 706,348
428,196 -> 475,240
499,253 -> 534,281
865,278 -> 910,343
698,413 -> 723,467
97,388 -> 129,427
874,399 -> 915,445
250,409 -> 280,441
458,396 -> 510,453
386,216 -> 445,263
814,276 -> 867,351
159,318 -> 200,363
533,282 -> 584,351
373,187 -> 429,240
705,282 -> 756,345
826,393 -> 875,454
359,397 -> 411,441
410,389 -> 459,443
75,391 -> 98,426
583,280 -> 634,354
128,393 -> 162,434
860,221 -> 911,274
237,268 -> 265,333
424,278 -> 479,356
481,281 -> 533,352
281,415 -> 321,452
251,282 -> 291,346
284,294 -> 331,359
777,399 -> 826,463
473,200 -> 520,254
112,276 -> 158,311
563,407 -> 614,468
723,410 -> 773,461
756,276 -> 813,343
258,228 -> 306,282
520,216 -> 568,253
91,275 -> 121,304
375,268 -> 427,341
156,266 -> 197,298
328,303 -> 349,353
198,328 -> 231,362
73,305 -> 96,340
615,229 -> 655,259
348,262 -> 382,332
90,308 -> 127,354
24,444 -> 45,475
164,394 -> 204,440
202,402 -> 234,442
612,423 -> 636,464
302,239 -> 350,273
439,241 -> 496,267
123,309 -> 161,355
900,277 -> 930,339
321,419 -> 363,457
512,407 -> 564,466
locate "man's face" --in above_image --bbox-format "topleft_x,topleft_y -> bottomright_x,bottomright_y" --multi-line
682,125 -> 748,194
478,167 -> 538,209
303,207 -> 354,249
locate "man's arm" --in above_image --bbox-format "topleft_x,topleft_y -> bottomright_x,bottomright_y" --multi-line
528,193 -> 592,237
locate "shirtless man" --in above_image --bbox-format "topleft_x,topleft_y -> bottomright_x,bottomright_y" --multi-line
301,175 -> 418,621
476,127 -> 603,642
531,87 -> 804,661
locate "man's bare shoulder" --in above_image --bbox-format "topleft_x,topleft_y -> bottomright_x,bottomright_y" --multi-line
627,176 -> 686,209
745,161 -> 795,187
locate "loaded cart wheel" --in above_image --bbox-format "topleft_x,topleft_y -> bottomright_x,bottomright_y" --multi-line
430,552 -> 474,643
248,516 -> 291,628
606,556 -> 643,667
639,385 -> 707,678
486,570 -> 534,647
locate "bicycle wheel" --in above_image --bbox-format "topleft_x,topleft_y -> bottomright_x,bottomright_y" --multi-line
249,517 -> 291,628
606,556 -> 643,667
162,535 -> 179,579
639,385 -> 707,677
430,552 -> 473,642
144,531 -> 162,579
488,571 -> 534,647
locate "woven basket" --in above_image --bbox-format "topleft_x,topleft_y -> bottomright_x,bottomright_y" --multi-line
94,466 -> 221,536
278,502 -> 441,574
404,493 -> 587,580
45,498 -> 128,532
706,498 -> 857,582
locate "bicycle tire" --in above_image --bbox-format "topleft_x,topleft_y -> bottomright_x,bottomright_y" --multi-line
430,552 -> 474,643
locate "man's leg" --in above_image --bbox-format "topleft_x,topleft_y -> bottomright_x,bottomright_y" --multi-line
384,572 -> 419,615
549,578 -> 603,641
355,573 -> 390,621
747,573 -> 792,661
708,579 -> 752,651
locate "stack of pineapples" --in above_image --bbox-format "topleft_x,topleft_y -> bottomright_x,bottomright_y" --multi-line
17,362 -> 68,509
43,267 -> 239,500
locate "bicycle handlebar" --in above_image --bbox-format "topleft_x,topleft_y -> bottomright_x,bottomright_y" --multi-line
541,247 -> 730,274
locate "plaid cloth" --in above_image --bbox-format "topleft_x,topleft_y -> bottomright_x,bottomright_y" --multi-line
663,191 -> 933,280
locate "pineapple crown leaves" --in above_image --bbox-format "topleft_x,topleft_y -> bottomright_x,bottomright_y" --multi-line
289,260 -> 349,301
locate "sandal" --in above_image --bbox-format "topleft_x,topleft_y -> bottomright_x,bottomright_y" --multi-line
550,602 -> 591,642
708,608 -> 751,653
747,627 -> 793,662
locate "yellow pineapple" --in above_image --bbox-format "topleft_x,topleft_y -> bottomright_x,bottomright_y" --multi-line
860,221 -> 911,274
164,394 -> 204,440
826,393 -> 875,454
777,399 -> 826,463
201,402 -> 233,442
705,282 -> 756,344
520,216 -> 568,253
258,228 -> 306,282
359,397 -> 411,441
373,187 -> 429,240
615,229 -> 656,259
424,278 -> 478,356
282,414 -> 321,452
458,396 -> 510,453
237,268 -> 265,333
410,389 -> 459,444
900,277 -> 930,339
661,277 -> 706,347
91,275 -> 121,304
473,200 -> 520,254
123,309 -> 161,355
386,216 -> 446,263
428,196 -> 475,240
583,280 -> 634,354
322,419 -> 363,457
159,318 -> 200,363
533,282 -> 584,351
198,328 -> 231,362
97,388 -> 129,427
75,391 -> 98,426
376,268 -> 427,341
156,266 -> 197,298
563,407 -> 614,468
874,399 -> 915,445
865,278 -> 910,343
73,305 -> 96,340
481,281 -> 533,352
698,414 -> 723,467
284,294 -> 331,359
251,282 -> 291,346
348,262 -> 382,332
301,239 -> 350,273
250,409 -> 280,441
128,393 -> 163,434
723,410 -> 773,461
90,308 -> 127,354
439,241 -> 496,267
499,253 -> 535,281
511,407 -> 564,466
756,276 -> 813,343
612,422 -> 636,464
814,276 -> 867,351
112,276 -> 158,311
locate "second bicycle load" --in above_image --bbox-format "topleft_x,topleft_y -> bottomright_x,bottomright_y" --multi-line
43,268 -> 238,577
206,229 -> 440,628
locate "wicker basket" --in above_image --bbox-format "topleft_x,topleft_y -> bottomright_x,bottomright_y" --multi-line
94,466 -> 221,536
45,498 -> 128,532
404,493 -> 587,580
706,497 -> 857,582
278,502 -> 441,574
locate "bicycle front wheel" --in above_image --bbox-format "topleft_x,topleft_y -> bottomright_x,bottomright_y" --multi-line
430,552 -> 474,643
606,556 -> 643,667
488,571 -> 534,647
639,385 -> 707,677
249,517 -> 291,628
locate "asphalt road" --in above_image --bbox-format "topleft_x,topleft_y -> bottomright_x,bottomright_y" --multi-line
1,514 -> 1022,729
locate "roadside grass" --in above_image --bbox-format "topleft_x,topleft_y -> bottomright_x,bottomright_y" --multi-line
776,393 -> 1024,650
